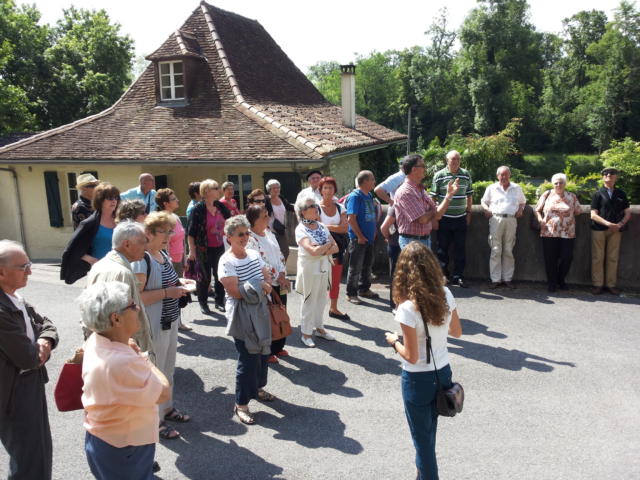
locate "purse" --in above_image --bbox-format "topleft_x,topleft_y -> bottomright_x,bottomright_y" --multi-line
268,290 -> 292,341
53,348 -> 84,412
184,258 -> 204,283
423,323 -> 464,417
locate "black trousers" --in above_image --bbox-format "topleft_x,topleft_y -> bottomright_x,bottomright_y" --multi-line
197,246 -> 226,308
270,285 -> 288,355
541,237 -> 575,288
436,216 -> 467,279
388,244 -> 401,310
0,370 -> 52,480
346,240 -> 374,297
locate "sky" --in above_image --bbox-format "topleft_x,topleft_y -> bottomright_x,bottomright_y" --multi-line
29,0 -> 623,72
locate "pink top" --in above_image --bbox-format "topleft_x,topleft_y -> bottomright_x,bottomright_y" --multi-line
220,197 -> 240,216
81,333 -> 163,448
536,191 -> 582,238
394,178 -> 436,236
206,208 -> 225,247
168,214 -> 185,263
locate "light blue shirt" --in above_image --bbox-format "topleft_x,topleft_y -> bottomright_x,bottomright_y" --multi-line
186,199 -> 197,218
378,170 -> 406,198
121,186 -> 157,213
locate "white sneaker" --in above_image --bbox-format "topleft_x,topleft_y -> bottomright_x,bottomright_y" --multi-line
315,330 -> 336,341
301,336 -> 316,347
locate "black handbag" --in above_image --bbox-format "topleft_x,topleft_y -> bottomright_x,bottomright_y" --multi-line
424,323 -> 464,417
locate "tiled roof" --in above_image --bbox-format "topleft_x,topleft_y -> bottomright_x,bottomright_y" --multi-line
0,132 -> 36,148
0,2 -> 405,163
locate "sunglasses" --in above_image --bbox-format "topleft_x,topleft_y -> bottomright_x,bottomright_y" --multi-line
122,301 -> 138,312
302,203 -> 318,211
105,196 -> 120,201
234,231 -> 249,238
253,199 -> 266,204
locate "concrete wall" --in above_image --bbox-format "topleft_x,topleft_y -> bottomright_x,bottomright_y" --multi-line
328,154 -> 360,197
371,205 -> 640,290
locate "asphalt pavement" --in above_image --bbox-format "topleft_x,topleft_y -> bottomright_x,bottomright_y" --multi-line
1,264 -> 639,479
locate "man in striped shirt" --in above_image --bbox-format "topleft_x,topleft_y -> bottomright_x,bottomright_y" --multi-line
430,150 -> 474,287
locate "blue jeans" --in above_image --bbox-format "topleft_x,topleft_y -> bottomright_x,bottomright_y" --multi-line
234,338 -> 269,405
85,432 -> 155,480
401,365 -> 452,480
399,235 -> 431,250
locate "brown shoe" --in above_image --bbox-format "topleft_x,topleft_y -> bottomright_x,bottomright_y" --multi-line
607,287 -> 621,296
591,287 -> 604,295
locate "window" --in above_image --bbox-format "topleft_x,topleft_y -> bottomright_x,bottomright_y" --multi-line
159,61 -> 185,101
67,171 -> 98,207
227,174 -> 252,210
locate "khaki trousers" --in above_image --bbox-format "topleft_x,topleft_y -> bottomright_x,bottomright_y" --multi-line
488,216 -> 517,282
591,229 -> 622,287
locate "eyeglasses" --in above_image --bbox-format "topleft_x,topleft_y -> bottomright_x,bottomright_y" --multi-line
603,173 -> 616,177
169,197 -> 178,201
86,184 -> 97,189
105,196 -> 120,201
234,231 -> 249,238
301,203 -> 318,211
8,262 -> 32,271
122,301 -> 138,312
155,229 -> 175,236
253,199 -> 266,204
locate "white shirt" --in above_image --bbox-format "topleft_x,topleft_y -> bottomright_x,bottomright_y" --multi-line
296,186 -> 322,203
7,292 -> 35,342
395,288 -> 456,372
378,170 -> 406,199
481,182 -> 526,215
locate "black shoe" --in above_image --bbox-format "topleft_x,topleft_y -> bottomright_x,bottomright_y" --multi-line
153,461 -> 161,473
215,303 -> 226,313
329,311 -> 351,320
200,304 -> 212,315
547,285 -> 557,293
558,283 -> 569,291
453,277 -> 469,288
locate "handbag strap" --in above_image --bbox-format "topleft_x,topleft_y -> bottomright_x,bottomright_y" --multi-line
269,289 -> 283,306
423,321 -> 443,388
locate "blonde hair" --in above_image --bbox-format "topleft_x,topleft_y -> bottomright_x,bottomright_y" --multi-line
392,242 -> 448,326
144,211 -> 176,233
199,179 -> 219,197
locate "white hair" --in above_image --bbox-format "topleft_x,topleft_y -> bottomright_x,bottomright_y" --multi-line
224,215 -> 250,237
112,220 -> 146,249
551,173 -> 567,184
496,166 -> 510,176
77,281 -> 130,333
446,150 -> 461,161
265,179 -> 280,192
294,193 -> 317,220
0,240 -> 25,266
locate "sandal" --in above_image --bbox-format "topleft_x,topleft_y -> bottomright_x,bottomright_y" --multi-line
257,389 -> 276,402
234,406 -> 255,425
159,421 -> 180,440
164,408 -> 191,423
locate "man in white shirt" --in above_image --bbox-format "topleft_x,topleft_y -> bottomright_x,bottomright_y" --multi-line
480,166 -> 526,288
121,173 -> 157,214
296,170 -> 323,202
0,240 -> 58,480
374,168 -> 406,205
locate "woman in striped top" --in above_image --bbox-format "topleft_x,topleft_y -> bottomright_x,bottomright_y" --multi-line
133,212 -> 191,440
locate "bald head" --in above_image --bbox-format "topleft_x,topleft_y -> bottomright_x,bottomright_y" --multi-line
0,240 -> 26,266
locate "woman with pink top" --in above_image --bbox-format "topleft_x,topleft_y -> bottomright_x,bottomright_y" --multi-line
78,281 -> 170,480
156,188 -> 185,275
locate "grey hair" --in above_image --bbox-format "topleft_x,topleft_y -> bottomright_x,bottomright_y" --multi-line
221,181 -> 234,190
77,281 -> 130,333
112,220 -> 146,249
0,240 -> 25,266
265,179 -> 280,192
551,173 -> 567,184
446,150 -> 461,161
294,193 -> 317,220
496,166 -> 511,176
224,215 -> 250,237
356,170 -> 374,186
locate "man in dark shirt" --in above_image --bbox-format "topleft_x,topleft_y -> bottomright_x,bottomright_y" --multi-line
590,167 -> 631,295
72,173 -> 99,229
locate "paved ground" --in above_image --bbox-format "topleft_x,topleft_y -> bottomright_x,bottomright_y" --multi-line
1,264 -> 639,479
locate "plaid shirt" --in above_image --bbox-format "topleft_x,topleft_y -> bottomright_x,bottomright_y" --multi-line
394,178 -> 436,236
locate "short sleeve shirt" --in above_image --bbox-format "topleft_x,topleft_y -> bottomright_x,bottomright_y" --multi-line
430,167 -> 473,218
295,222 -> 332,257
590,188 -> 629,231
217,249 -> 264,320
481,182 -> 527,215
394,179 -> 436,236
378,170 -> 406,198
346,189 -> 376,243
536,191 -> 581,238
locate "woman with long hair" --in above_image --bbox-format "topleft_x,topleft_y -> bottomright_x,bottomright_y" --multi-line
384,242 -> 462,480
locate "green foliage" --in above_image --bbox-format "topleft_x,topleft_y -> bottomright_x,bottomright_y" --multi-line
471,180 -> 493,204
601,137 -> 640,202
0,1 -> 133,135
519,182 -> 539,203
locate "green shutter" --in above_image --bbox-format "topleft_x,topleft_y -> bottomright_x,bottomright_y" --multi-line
44,171 -> 64,227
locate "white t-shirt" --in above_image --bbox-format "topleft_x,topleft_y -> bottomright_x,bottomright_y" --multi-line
217,249 -> 264,323
295,222 -> 331,257
395,287 -> 456,372
319,203 -> 343,226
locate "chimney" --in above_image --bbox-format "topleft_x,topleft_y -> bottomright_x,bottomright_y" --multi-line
340,64 -> 356,128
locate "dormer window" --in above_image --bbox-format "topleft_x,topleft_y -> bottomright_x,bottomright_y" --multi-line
159,61 -> 185,101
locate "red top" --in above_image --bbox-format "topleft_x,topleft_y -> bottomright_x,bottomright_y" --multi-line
394,178 -> 436,236
220,197 -> 240,216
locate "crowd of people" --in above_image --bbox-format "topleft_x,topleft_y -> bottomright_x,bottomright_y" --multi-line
0,150 -> 633,479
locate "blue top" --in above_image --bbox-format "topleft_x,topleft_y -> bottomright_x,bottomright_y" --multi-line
90,225 -> 114,260
346,189 -> 376,244
121,186 -> 157,213
378,170 -> 406,198
186,199 -> 197,218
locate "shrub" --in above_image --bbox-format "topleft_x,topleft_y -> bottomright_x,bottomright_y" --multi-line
565,155 -> 602,177
471,181 -> 493,204
520,182 -> 539,204
601,138 -> 640,203
521,153 -> 566,179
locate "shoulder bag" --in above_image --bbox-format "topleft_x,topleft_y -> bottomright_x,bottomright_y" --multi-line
423,322 -> 464,417
530,189 -> 551,231
268,290 -> 292,341
53,348 -> 84,412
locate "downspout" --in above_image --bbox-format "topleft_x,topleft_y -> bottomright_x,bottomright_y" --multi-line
0,167 -> 27,252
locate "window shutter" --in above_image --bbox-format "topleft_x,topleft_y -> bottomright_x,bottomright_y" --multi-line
44,171 -> 64,227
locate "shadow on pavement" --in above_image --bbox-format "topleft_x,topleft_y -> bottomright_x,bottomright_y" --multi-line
448,338 -> 576,372
259,399 -> 363,454
459,318 -> 508,339
314,339 -> 399,376
329,316 -> 391,347
272,355 -> 362,398
177,331 -> 236,361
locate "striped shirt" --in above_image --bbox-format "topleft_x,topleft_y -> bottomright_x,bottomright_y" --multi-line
218,249 -> 264,283
394,178 -> 436,236
430,167 -> 473,218
160,252 -> 180,326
